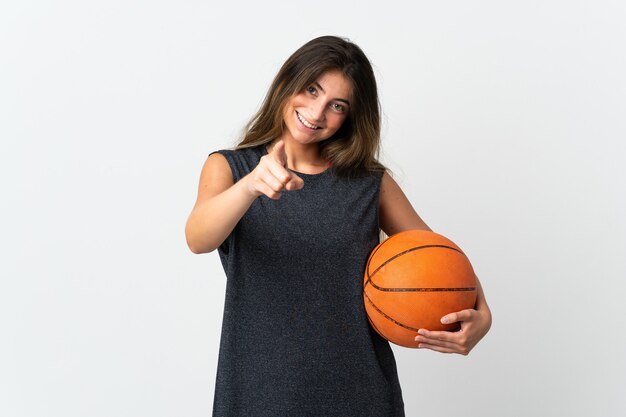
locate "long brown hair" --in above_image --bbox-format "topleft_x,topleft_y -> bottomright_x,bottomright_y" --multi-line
236,35 -> 386,178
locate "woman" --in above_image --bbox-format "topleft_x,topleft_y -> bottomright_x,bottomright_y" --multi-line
186,35 -> 491,417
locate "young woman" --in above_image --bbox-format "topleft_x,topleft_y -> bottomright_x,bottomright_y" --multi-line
186,35 -> 492,417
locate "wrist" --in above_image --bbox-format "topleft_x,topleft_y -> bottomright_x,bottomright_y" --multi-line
239,173 -> 262,199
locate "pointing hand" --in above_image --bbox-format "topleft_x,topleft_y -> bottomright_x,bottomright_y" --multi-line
245,140 -> 305,200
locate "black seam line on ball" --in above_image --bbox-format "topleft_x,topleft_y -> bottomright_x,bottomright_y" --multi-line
365,244 -> 471,291
373,287 -> 477,292
364,292 -> 420,332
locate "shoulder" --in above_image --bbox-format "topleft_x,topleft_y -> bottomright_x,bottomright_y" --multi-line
195,152 -> 235,201
378,170 -> 431,235
379,170 -> 399,198
205,151 -> 233,180
190,144 -> 264,213
213,145 -> 266,180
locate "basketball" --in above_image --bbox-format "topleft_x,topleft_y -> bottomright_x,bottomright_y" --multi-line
363,230 -> 477,348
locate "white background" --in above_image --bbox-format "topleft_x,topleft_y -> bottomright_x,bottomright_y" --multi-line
2,1 -> 625,416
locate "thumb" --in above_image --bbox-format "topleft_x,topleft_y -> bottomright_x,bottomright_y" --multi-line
441,309 -> 473,325
270,140 -> 288,167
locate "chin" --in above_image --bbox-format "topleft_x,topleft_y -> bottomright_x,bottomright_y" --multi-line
295,133 -> 332,145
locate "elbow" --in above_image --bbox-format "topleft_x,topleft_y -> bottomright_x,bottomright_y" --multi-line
185,225 -> 217,254
186,239 -> 217,254
187,236 -> 217,255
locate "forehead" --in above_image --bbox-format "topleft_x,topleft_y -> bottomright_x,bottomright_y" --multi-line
314,70 -> 353,101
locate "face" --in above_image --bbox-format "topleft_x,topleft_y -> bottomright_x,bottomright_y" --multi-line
280,70 -> 353,145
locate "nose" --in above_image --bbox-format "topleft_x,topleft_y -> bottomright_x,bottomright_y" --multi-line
308,100 -> 326,123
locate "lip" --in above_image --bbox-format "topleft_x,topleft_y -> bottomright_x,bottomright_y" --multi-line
296,111 -> 321,131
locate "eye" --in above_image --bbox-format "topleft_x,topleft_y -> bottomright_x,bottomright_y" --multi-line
331,102 -> 345,113
306,85 -> 317,95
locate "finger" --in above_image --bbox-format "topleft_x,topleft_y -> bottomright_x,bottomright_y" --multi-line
255,181 -> 283,200
416,328 -> 460,343
284,174 -> 304,191
269,140 -> 288,167
256,165 -> 288,193
441,309 -> 474,325
265,158 -> 293,187
414,333 -> 461,348
417,342 -> 463,355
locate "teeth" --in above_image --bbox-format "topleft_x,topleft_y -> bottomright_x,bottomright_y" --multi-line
297,112 -> 318,129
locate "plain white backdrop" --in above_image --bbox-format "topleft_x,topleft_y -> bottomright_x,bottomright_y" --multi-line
2,1 -> 625,416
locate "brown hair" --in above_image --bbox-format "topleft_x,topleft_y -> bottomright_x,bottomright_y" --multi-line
236,35 -> 386,178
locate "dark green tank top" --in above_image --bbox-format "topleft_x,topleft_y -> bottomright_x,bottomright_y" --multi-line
210,144 -> 405,417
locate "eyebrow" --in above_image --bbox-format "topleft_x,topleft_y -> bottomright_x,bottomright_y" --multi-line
314,81 -> 351,106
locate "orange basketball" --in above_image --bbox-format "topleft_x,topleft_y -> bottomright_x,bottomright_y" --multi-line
363,230 -> 477,348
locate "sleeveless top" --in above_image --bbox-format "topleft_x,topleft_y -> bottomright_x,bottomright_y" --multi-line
209,144 -> 405,417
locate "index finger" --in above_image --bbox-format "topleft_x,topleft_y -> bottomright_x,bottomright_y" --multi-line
269,140 -> 287,167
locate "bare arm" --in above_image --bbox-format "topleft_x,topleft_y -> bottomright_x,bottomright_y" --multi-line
378,171 -> 492,355
185,152 -> 256,254
185,141 -> 304,254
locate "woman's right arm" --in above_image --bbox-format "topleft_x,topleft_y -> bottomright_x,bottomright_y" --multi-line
185,140 -> 303,254
185,152 -> 256,254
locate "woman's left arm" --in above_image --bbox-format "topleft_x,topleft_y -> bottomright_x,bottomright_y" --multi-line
378,171 -> 492,355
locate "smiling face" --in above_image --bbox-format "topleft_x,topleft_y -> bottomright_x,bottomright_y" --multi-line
280,70 -> 353,146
